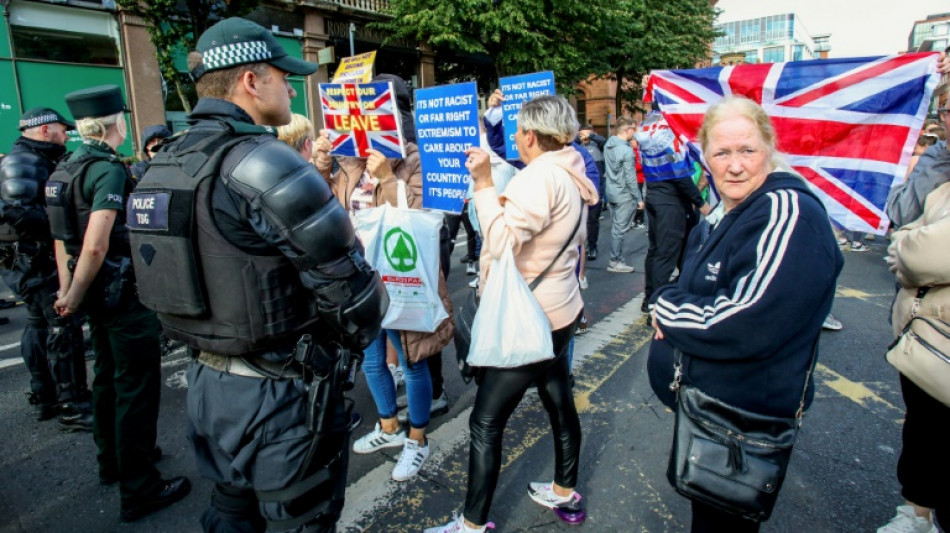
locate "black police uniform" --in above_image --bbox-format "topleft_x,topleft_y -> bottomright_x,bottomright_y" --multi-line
46,84 -> 190,521
129,97 -> 387,533
0,134 -> 91,423
47,138 -> 172,501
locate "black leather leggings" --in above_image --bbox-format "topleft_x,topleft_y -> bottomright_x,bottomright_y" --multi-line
463,318 -> 581,525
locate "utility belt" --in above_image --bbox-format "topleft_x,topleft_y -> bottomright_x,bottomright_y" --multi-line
197,351 -> 307,380
67,254 -> 135,313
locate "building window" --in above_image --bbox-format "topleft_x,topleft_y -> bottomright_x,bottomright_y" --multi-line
8,1 -> 120,66
934,24 -> 948,37
792,44 -> 804,61
763,47 -> 784,63
744,50 -> 758,63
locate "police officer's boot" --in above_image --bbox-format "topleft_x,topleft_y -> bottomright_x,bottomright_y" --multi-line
26,392 -> 56,421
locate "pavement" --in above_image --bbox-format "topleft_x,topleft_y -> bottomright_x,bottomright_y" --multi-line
0,214 -> 910,533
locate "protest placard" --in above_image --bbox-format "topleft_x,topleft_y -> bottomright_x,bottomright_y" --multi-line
332,51 -> 377,83
413,82 -> 480,213
499,71 -> 556,159
319,81 -> 406,158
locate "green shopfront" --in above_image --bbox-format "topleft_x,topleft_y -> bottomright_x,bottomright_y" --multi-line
1,0 -> 133,154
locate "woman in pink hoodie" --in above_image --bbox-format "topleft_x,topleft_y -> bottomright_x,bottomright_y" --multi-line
426,95 -> 599,533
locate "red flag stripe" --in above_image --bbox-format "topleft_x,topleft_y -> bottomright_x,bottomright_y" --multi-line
772,117 -> 909,164
780,54 -> 929,107
727,63 -> 773,104
651,77 -> 705,104
796,166 -> 881,229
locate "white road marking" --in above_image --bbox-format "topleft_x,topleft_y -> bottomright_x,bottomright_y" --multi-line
338,296 -> 645,531
0,357 -> 23,369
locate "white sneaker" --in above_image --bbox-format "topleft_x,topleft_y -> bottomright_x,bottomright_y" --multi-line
468,277 -> 479,289
352,422 -> 405,454
527,481 -> 582,509
578,276 -> 589,290
877,505 -> 937,533
389,363 -> 406,388
392,438 -> 430,481
398,391 -> 450,423
822,313 -> 843,331
423,512 -> 493,533
466,262 -> 477,275
607,261 -> 635,273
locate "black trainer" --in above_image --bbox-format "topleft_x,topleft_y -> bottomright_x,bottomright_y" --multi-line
120,476 -> 191,522
586,247 -> 597,261
641,299 -> 652,314
27,393 -> 56,421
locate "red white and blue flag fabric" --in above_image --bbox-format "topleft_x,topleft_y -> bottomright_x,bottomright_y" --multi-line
319,81 -> 406,159
644,53 -> 941,233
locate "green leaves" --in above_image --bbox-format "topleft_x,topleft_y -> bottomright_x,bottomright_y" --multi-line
115,0 -> 259,112
378,0 -> 717,99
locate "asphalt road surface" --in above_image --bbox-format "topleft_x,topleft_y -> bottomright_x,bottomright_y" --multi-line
0,215 -> 908,532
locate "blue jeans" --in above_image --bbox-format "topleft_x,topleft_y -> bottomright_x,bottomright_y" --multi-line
362,330 -> 432,428
609,199 -> 637,263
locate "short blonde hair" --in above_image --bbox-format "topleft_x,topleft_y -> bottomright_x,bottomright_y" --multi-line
517,95 -> 579,151
697,96 -> 782,171
277,113 -> 314,154
76,112 -> 122,141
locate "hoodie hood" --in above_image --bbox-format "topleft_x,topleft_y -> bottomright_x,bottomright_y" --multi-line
603,135 -> 629,174
543,146 -> 600,206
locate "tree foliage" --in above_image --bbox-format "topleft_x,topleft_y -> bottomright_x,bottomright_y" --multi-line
379,0 -> 718,114
597,0 -> 720,115
376,0 -> 608,93
115,0 -> 259,112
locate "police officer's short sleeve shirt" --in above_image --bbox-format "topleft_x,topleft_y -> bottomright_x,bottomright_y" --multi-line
73,140 -> 127,212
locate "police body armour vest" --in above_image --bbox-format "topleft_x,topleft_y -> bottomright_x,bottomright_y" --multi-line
127,128 -> 320,356
45,154 -> 132,258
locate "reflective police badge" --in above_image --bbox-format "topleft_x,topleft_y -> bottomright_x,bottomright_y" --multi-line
127,192 -> 170,231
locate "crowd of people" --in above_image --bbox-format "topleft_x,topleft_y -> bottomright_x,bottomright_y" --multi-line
0,14 -> 949,533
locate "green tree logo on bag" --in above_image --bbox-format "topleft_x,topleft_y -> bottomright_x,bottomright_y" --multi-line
384,227 -> 418,273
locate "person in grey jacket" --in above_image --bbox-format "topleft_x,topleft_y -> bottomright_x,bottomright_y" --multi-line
603,117 -> 643,273
886,96 -> 949,228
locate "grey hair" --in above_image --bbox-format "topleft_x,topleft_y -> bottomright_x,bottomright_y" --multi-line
517,95 -> 579,147
76,112 -> 122,141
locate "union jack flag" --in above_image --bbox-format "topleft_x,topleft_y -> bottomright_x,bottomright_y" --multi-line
645,53 -> 942,233
319,81 -> 406,158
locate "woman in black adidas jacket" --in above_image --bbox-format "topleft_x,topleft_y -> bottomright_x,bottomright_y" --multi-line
647,96 -> 843,532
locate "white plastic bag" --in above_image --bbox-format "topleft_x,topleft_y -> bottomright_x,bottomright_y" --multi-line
467,246 -> 553,368
353,181 -> 447,332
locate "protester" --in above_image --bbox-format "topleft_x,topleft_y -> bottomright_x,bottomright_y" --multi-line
578,123 -> 606,259
878,181 -> 950,533
49,84 -> 190,521
887,88 -> 949,227
603,116 -> 641,273
637,104 -> 712,313
425,95 -> 597,533
630,136 -> 647,228
129,124 -> 171,182
0,107 -> 92,430
315,73 -> 454,482
647,96 -> 843,532
276,113 -> 315,160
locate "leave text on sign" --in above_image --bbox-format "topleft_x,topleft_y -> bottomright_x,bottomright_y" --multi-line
331,114 -> 382,132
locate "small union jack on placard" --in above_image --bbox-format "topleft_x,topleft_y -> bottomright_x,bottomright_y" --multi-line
645,53 -> 941,234
320,81 -> 406,158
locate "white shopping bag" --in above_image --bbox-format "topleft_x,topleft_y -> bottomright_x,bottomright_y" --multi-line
467,246 -> 553,368
353,182 -> 447,332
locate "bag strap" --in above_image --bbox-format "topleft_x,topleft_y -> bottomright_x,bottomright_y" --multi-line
528,198 -> 584,292
671,335 -> 820,423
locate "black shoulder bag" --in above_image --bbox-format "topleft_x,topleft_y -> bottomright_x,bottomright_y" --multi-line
455,203 -> 584,384
666,341 -> 819,522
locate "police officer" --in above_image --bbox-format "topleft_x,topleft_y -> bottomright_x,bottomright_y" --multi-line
129,124 -> 172,182
127,18 -> 387,533
0,107 -> 92,429
46,85 -> 190,522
